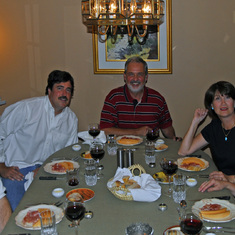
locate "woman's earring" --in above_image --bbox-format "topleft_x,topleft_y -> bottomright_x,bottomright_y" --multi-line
211,107 -> 214,110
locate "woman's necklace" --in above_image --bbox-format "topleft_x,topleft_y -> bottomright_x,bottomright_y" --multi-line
221,121 -> 235,141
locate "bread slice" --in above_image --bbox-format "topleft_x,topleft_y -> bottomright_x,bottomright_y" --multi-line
200,210 -> 230,220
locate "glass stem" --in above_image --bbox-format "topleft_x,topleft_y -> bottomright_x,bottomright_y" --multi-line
168,175 -> 172,193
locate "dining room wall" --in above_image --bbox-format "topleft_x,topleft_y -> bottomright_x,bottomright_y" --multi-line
0,0 -> 235,150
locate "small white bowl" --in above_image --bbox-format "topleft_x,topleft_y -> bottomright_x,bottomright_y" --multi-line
156,139 -> 164,145
52,188 -> 64,198
186,178 -> 197,187
72,144 -> 81,151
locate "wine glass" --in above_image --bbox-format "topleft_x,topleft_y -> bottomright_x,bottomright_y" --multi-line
146,128 -> 159,141
160,158 -> 178,196
88,123 -> 100,143
64,200 -> 86,228
180,213 -> 203,235
90,142 -> 105,179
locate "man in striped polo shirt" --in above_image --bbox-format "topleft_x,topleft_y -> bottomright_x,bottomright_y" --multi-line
100,56 -> 180,140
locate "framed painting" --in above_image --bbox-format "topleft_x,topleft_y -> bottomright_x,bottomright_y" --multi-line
92,0 -> 172,74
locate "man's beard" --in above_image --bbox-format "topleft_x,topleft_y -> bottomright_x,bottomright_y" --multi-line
127,82 -> 145,94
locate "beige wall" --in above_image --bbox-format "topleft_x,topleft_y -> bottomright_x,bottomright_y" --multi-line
0,0 -> 235,141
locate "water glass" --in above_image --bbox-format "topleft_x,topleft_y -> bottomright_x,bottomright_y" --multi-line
66,168 -> 79,187
84,159 -> 97,186
145,141 -> 156,165
39,210 -> 57,235
173,174 -> 186,203
107,134 -> 117,155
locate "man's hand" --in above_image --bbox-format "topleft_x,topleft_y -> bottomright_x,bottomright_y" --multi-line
0,165 -> 24,181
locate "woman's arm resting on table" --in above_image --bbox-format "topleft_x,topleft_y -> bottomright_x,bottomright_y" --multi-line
178,108 -> 208,155
210,171 -> 235,183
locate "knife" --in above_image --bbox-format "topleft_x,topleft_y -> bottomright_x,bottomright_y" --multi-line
204,226 -> 235,233
189,196 -> 231,201
8,234 -> 31,235
186,154 -> 201,158
39,176 -> 64,180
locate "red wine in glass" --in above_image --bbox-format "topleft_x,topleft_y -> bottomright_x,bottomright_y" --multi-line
161,162 -> 178,175
180,213 -> 203,235
146,129 -> 159,141
65,201 -> 86,228
88,129 -> 100,138
90,142 -> 105,179
90,149 -> 105,161
68,178 -> 79,186
160,158 -> 178,196
88,123 -> 100,142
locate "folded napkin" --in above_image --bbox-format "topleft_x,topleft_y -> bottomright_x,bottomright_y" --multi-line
24,172 -> 34,191
107,167 -> 161,202
78,131 -> 106,145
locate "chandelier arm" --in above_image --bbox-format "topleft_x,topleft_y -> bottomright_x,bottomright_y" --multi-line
111,25 -> 118,36
135,25 -> 148,38
127,25 -> 135,37
98,25 -> 110,35
98,33 -> 107,43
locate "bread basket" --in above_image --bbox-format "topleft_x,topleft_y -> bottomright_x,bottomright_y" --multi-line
107,164 -> 146,201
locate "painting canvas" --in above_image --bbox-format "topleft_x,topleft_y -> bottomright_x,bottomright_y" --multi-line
92,0 -> 171,74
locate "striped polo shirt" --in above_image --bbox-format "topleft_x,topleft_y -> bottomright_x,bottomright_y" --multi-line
100,85 -> 172,130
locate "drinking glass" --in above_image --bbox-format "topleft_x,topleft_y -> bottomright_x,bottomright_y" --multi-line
66,168 -> 79,187
39,210 -> 57,235
160,158 -> 178,197
88,123 -> 100,142
146,128 -> 159,141
64,200 -> 86,228
180,213 -> 203,235
90,142 -> 105,179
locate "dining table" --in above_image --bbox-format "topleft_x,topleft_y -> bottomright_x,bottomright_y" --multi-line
2,138 -> 235,235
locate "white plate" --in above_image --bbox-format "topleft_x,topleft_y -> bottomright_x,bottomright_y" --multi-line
192,198 -> 235,222
116,135 -> 143,146
177,157 -> 209,172
155,144 -> 168,152
163,225 -> 183,235
44,160 -> 80,175
15,204 -> 64,230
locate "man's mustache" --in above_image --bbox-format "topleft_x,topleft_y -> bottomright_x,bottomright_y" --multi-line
58,96 -> 68,101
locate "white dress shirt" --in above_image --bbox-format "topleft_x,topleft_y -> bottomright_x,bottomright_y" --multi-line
0,179 -> 6,199
0,96 -> 78,168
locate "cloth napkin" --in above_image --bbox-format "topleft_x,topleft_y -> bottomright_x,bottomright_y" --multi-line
78,131 -> 106,145
24,172 -> 34,191
107,167 -> 161,202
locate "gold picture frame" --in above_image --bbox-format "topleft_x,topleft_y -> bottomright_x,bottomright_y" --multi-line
92,0 -> 172,74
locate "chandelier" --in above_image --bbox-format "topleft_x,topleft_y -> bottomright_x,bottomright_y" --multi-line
81,0 -> 165,43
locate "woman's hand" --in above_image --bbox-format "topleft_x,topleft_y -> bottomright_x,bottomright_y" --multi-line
193,108 -> 208,124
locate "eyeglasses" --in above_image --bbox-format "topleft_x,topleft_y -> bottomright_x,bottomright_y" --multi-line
126,72 -> 145,79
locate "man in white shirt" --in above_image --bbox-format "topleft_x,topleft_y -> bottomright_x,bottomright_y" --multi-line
0,70 -> 78,211
0,179 -> 11,233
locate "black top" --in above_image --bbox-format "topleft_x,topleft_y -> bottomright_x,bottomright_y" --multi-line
201,118 -> 235,175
